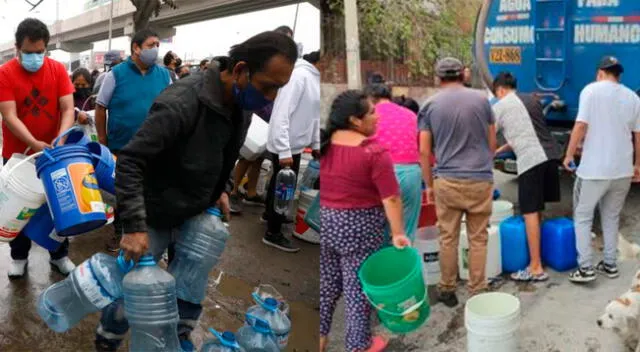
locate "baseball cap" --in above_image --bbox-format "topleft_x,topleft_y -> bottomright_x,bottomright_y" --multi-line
598,56 -> 624,73
435,57 -> 464,78
104,50 -> 122,65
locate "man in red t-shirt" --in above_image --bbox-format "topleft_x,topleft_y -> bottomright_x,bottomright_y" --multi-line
0,18 -> 76,278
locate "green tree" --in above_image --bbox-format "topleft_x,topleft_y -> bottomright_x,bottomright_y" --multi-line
130,0 -> 178,33
323,0 -> 481,77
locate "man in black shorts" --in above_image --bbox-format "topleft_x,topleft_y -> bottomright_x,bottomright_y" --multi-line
492,72 -> 562,281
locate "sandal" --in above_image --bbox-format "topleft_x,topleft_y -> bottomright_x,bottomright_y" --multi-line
365,336 -> 388,352
510,269 -> 549,282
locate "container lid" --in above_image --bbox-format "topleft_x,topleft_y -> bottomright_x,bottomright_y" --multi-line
137,255 -> 156,267
208,328 -> 240,348
264,297 -> 278,310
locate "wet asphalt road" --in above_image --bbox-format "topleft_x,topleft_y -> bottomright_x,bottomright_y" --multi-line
0,201 -> 319,351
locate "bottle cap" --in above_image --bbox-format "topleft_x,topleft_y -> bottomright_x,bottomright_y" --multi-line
206,207 -> 222,217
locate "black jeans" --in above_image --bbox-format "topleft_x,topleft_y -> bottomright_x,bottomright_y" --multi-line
265,153 -> 301,234
2,158 -> 69,260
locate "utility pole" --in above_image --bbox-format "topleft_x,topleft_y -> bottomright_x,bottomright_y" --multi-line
343,0 -> 361,89
108,0 -> 115,51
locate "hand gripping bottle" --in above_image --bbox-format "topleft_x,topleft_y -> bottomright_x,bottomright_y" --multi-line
237,314 -> 279,352
274,167 -> 296,215
37,253 -> 124,332
246,293 -> 291,350
120,254 -> 180,352
201,328 -> 246,352
168,207 -> 230,304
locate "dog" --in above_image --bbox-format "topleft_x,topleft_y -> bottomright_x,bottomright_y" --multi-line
598,288 -> 640,352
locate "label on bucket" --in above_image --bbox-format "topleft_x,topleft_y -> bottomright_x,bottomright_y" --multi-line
51,168 -> 78,213
17,207 -> 38,221
0,226 -> 19,240
74,260 -> 112,309
68,163 -> 103,214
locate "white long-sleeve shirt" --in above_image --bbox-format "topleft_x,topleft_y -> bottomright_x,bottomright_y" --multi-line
267,59 -> 321,159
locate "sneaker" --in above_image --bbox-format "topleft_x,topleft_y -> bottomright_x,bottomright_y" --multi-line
229,194 -> 244,214
262,232 -> 300,253
569,266 -> 596,283
243,194 -> 266,206
106,234 -> 121,253
50,257 -> 76,275
438,291 -> 459,308
596,260 -> 620,279
7,259 -> 27,279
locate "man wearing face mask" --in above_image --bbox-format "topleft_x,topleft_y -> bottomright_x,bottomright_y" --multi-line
93,31 -> 298,351
92,50 -> 123,95
0,18 -> 77,278
163,50 -> 182,83
95,28 -> 171,252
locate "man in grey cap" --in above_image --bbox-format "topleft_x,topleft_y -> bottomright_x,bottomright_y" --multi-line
92,50 -> 123,95
565,56 -> 640,284
418,57 -> 496,307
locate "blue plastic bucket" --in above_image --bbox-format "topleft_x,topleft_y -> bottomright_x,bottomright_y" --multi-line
87,142 -> 116,194
22,203 -> 64,251
36,145 -> 107,236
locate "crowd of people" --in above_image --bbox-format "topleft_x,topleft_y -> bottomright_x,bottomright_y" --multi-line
319,55 -> 640,351
0,17 -> 320,351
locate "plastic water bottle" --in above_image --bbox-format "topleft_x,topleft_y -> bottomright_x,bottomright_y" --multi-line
201,328 -> 245,352
122,254 -> 180,352
274,167 -> 296,215
168,207 -> 229,304
37,253 -> 124,333
237,314 -> 279,352
246,293 -> 291,350
299,160 -> 319,191
254,284 -> 290,319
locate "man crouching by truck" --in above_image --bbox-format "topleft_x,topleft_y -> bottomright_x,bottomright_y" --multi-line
564,57 -> 640,284
491,72 -> 562,282
94,31 -> 298,352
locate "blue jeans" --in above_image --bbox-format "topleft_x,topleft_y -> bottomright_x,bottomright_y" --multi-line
95,226 -> 202,349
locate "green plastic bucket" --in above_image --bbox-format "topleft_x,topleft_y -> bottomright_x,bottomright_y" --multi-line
358,247 -> 430,334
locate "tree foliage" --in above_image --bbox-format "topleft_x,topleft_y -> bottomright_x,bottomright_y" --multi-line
323,0 -> 481,77
130,0 -> 178,33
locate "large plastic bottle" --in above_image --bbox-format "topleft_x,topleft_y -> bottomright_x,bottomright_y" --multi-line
122,254 -> 180,352
237,314 -> 279,352
274,167 -> 296,215
201,328 -> 246,352
168,207 -> 229,304
299,160 -> 319,191
37,253 -> 124,333
246,293 -> 291,350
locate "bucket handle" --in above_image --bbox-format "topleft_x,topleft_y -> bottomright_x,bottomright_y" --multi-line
363,290 -> 428,317
3,151 -> 44,182
52,126 -> 84,147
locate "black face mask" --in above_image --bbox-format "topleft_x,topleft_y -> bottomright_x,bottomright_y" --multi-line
74,87 -> 92,100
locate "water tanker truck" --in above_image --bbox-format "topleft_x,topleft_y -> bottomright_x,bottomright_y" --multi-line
474,0 -> 640,172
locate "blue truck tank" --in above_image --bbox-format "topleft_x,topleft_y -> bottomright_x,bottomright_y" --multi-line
474,0 -> 640,125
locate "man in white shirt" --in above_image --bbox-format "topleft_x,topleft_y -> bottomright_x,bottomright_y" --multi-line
564,57 -> 640,283
263,51 -> 321,253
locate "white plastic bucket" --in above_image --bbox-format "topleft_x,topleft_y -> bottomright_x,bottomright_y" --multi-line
240,114 -> 268,161
293,190 -> 320,244
491,201 -> 514,225
414,226 -> 440,285
0,153 -> 46,241
465,292 -> 520,352
459,225 -> 501,280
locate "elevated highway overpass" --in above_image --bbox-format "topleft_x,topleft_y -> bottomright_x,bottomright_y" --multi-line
0,0 -> 317,62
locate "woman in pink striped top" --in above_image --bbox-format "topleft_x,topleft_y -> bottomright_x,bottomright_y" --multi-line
367,84 -> 423,242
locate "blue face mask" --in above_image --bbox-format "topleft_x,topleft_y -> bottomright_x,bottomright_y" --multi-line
20,52 -> 45,73
233,73 -> 272,111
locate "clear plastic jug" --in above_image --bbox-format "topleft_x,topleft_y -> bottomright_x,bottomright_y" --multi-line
168,207 -> 229,304
246,293 -> 291,350
201,328 -> 246,352
237,314 -> 279,352
121,254 -> 180,352
37,253 -> 124,332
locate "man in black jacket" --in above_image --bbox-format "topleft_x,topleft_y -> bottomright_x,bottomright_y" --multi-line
94,31 -> 298,352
